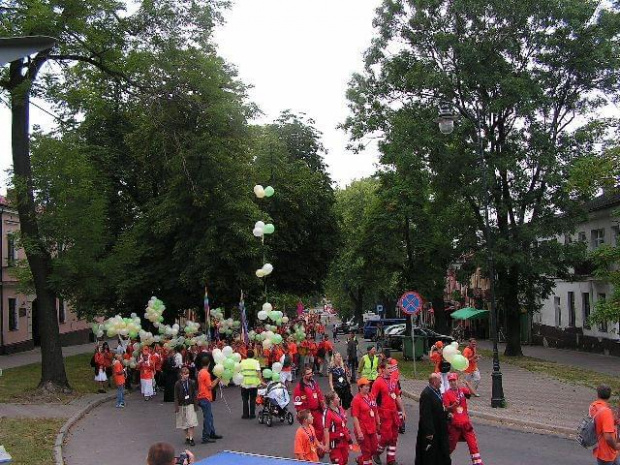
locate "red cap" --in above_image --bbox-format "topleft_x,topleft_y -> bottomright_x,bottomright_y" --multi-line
447,373 -> 458,381
435,341 -> 444,349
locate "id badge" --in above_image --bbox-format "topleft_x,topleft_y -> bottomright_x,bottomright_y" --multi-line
338,377 -> 344,383
370,410 -> 375,418
390,393 -> 396,400
313,393 -> 318,399
185,395 -> 190,400
456,407 -> 463,414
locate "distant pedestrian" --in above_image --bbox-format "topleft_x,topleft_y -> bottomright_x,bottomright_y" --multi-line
347,333 -> 359,383
196,353 -> 222,444
332,323 -> 339,342
462,339 -> 481,396
138,346 -> 156,400
358,346 -> 379,385
239,349 -> 261,419
280,344 -> 294,391
589,384 -> 620,465
415,373 -> 451,465
443,373 -> 483,465
112,353 -> 126,408
329,352 -> 353,410
93,345 -> 108,393
174,367 -> 198,446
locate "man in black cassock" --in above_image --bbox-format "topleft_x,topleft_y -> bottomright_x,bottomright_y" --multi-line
415,373 -> 451,465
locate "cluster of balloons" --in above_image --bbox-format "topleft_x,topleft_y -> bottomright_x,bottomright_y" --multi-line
253,185 -> 275,199
255,263 -> 274,278
184,321 -> 201,335
443,342 -> 470,371
253,221 -> 275,238
256,304 -> 288,326
145,296 -> 166,326
292,325 -> 307,343
158,323 -> 180,337
263,362 -> 283,383
103,314 -> 142,338
213,346 -> 244,386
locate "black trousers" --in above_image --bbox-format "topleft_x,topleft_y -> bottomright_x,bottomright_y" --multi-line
241,387 -> 257,418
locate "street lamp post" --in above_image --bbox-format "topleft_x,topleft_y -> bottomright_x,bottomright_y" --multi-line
436,103 -> 505,408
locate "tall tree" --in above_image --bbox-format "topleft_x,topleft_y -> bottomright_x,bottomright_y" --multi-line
345,0 -> 620,355
0,0 -> 233,391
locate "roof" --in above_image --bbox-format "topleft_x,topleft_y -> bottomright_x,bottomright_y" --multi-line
450,307 -> 489,320
586,192 -> 620,213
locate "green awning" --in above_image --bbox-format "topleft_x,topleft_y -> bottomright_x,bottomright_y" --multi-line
450,307 -> 490,320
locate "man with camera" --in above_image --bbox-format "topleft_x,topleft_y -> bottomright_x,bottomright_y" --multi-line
146,442 -> 195,465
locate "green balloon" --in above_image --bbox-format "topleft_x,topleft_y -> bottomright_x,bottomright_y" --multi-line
224,358 -> 235,370
271,372 -> 280,382
264,224 -> 275,234
262,368 -> 273,379
264,186 -> 275,197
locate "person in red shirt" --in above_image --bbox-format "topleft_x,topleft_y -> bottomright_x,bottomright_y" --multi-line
93,345 -> 108,393
138,346 -> 156,400
462,339 -> 481,396
371,363 -> 406,465
590,384 -> 620,465
442,373 -> 483,465
323,391 -> 352,465
294,365 -> 326,448
112,353 -> 126,408
351,377 -> 380,465
196,353 -> 222,444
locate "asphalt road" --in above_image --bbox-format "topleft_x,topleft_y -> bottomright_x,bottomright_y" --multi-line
64,367 -> 589,465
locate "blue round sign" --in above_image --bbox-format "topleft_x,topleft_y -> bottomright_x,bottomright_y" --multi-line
399,291 -> 423,315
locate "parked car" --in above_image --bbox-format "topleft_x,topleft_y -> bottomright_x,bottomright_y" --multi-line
363,318 -> 407,340
386,327 -> 454,351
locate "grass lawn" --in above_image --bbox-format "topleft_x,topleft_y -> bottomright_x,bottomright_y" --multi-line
0,417 -> 64,465
393,352 -> 435,381
478,348 -> 620,397
0,352 -> 101,403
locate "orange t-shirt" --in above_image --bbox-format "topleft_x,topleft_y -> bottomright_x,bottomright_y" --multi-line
294,425 -> 320,462
112,360 -> 125,387
463,347 -> 477,373
430,352 -> 442,373
197,368 -> 213,401
288,342 -> 298,355
590,400 -> 617,462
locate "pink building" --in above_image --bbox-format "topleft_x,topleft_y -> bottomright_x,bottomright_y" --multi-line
0,198 -> 91,354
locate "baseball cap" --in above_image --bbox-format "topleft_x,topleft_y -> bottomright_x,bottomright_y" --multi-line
357,377 -> 371,387
447,373 -> 458,381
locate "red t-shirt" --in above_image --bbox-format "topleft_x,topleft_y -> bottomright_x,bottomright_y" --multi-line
463,347 -> 477,373
371,376 -> 400,412
351,393 -> 379,434
323,406 -> 351,447
138,355 -> 155,380
197,368 -> 213,401
294,381 -> 324,411
443,387 -> 471,426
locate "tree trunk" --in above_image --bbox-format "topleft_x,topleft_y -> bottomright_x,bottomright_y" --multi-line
10,60 -> 70,392
350,288 -> 364,325
502,268 -> 522,357
432,296 -> 449,334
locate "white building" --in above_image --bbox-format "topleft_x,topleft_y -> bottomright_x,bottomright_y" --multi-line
533,193 -> 620,355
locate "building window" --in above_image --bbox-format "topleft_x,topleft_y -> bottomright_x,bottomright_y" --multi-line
568,292 -> 576,327
613,226 -> 620,246
58,299 -> 66,324
8,298 -> 17,331
598,294 -> 607,332
7,233 -> 17,267
591,229 -> 605,249
578,231 -> 587,243
554,296 -> 561,327
582,293 -> 591,329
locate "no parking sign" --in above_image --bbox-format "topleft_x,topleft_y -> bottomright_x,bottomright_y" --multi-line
398,291 -> 423,316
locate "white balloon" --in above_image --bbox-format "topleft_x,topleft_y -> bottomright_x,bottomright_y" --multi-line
253,228 -> 263,237
262,302 -> 273,312
232,353 -> 242,362
253,185 -> 264,196
255,221 -> 266,230
233,372 -> 244,386
282,316 -> 289,324
257,310 -> 268,320
256,269 -> 266,278
272,362 -> 282,374
262,263 -> 274,275
214,352 -> 226,364
222,346 -> 234,357
450,341 -> 459,349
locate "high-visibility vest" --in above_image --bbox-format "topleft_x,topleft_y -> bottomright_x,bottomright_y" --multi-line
361,354 -> 379,380
240,358 -> 260,387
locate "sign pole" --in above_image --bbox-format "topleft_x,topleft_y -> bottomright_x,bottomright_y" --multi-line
411,313 -> 417,377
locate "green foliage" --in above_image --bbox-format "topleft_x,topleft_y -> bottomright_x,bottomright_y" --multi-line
588,242 -> 620,324
344,0 -> 620,354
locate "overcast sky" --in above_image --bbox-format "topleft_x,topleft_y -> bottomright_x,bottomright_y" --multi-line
0,0 -> 382,192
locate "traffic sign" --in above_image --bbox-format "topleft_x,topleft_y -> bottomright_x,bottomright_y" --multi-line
376,304 -> 384,313
398,291 -> 423,315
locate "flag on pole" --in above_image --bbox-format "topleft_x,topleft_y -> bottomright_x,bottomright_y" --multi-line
204,285 -> 211,342
240,290 -> 250,346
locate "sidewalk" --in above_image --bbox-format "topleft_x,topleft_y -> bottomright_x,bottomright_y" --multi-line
477,339 -> 620,377
0,341 -> 100,370
400,353 -> 593,438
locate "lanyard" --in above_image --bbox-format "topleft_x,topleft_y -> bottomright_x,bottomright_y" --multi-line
182,381 -> 190,397
430,387 -> 443,403
302,426 -> 315,444
362,394 -> 375,410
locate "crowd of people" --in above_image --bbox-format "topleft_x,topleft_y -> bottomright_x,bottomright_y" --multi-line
92,313 -> 485,465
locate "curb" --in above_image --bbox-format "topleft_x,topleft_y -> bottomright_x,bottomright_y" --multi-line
54,393 -> 116,465
401,388 -> 575,439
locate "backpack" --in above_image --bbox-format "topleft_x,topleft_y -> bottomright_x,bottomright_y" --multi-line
577,407 -> 607,448
440,358 -> 451,374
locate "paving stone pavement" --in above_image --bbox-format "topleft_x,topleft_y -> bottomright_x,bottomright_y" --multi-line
399,353 -> 594,437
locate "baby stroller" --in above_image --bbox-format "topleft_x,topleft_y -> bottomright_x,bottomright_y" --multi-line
256,380 -> 295,427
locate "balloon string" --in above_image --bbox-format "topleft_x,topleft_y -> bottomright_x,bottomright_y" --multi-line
219,383 -> 233,414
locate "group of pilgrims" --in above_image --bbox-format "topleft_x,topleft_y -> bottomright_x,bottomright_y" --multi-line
90,307 -> 483,465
